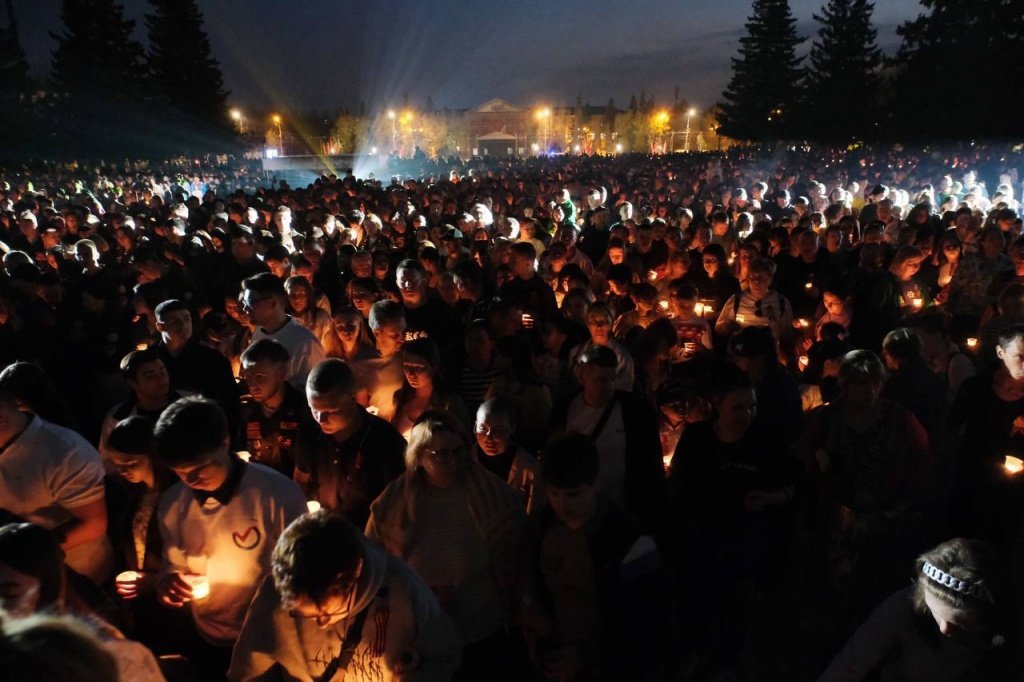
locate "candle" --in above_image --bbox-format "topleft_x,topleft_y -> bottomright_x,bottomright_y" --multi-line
798,318 -> 810,328
306,500 -> 322,513
736,313 -> 747,324
237,450 -> 251,462
658,300 -> 669,311
694,302 -> 705,317
804,281 -> 813,290
911,297 -> 923,309
798,355 -> 809,370
366,405 -> 380,416
135,342 -> 148,351
185,574 -> 210,600
648,270 -> 658,281
683,342 -> 697,355
966,337 -> 978,349
116,570 -> 141,585
1004,456 -> 1024,475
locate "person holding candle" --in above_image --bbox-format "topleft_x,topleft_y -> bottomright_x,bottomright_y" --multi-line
948,324 -> 1024,549
153,397 -> 306,681
0,522 -> 165,681
228,510 -> 462,681
668,282 -> 714,362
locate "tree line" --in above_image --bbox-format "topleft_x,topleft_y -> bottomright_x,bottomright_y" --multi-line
0,0 -> 231,161
718,0 -> 1024,144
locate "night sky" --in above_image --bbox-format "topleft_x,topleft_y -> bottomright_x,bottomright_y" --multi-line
15,0 -> 923,113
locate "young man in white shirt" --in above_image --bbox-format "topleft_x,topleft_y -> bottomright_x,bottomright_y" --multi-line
242,273 -> 326,390
153,396 -> 306,681
0,384 -> 112,583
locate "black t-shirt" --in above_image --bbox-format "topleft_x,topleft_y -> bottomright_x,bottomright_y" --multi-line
234,383 -> 315,478
403,296 -> 458,349
476,445 -> 515,482
295,411 -> 406,528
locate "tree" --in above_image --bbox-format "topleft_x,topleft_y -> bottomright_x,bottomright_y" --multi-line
146,0 -> 232,150
803,0 -> 882,143
0,0 -> 29,95
0,0 -> 35,159
890,0 -> 1024,140
50,0 -> 148,156
718,0 -> 804,141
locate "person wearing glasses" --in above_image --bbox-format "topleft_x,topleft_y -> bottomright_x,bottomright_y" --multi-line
229,511 -> 462,681
715,258 -> 794,342
242,273 -> 326,391
366,410 -> 527,680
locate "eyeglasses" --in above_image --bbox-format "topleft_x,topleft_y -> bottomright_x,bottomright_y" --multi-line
424,446 -> 464,462
287,574 -> 360,626
475,423 -> 511,438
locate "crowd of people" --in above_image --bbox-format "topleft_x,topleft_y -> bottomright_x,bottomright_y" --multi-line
0,145 -> 1023,681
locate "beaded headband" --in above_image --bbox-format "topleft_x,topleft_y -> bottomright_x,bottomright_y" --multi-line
922,561 -> 991,602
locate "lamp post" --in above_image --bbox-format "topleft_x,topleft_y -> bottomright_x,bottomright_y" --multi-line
271,114 -> 283,155
684,108 -> 696,153
400,111 -> 413,156
387,109 -> 397,155
536,107 -> 551,153
230,108 -> 245,134
653,110 -> 670,154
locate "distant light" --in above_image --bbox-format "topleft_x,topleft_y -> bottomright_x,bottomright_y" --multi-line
615,143 -> 623,153
688,108 -> 697,116
230,108 -> 242,121
271,114 -> 281,125
387,109 -> 396,119
531,143 -> 539,152
265,148 -> 279,159
370,147 -> 378,154
573,144 -> 581,153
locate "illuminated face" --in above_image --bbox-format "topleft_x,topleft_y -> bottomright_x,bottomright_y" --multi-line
547,483 -> 596,530
475,410 -> 512,457
170,448 -> 231,492
109,451 -> 154,485
129,360 -> 171,402
373,321 -> 405,357
333,314 -> 362,344
997,337 -> 1024,381
900,257 -> 923,281
749,272 -> 771,299
420,430 -> 465,488
307,390 -> 352,436
823,292 -> 845,317
586,313 -> 613,341
242,358 -> 286,404
286,284 -> 310,313
266,258 -> 289,279
671,295 -> 697,319
716,388 -> 757,434
396,268 -> 425,307
157,310 -> 193,345
402,352 -> 432,391
923,590 -> 979,638
0,562 -> 41,617
607,247 -> 624,265
286,559 -> 363,629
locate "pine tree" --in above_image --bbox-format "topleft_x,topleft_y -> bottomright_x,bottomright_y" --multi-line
891,0 -> 1024,140
803,0 -> 882,143
718,0 -> 804,141
0,0 -> 30,95
50,0 -> 148,156
145,0 -> 228,127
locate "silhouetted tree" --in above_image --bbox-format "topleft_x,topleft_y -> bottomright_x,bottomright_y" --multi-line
719,0 -> 804,141
145,0 -> 229,128
803,0 -> 882,143
890,0 -> 1024,140
50,0 -> 149,156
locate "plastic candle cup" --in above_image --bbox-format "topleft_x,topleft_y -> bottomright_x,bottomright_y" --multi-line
966,337 -> 978,350
798,355 -> 809,370
185,574 -> 210,601
1004,456 -> 1024,475
307,500 -> 322,513
237,451 -> 251,462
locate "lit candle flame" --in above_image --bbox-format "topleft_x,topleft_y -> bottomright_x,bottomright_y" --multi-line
307,500 -> 321,513
186,575 -> 210,600
1004,456 -> 1024,475
135,343 -> 148,351
798,355 -> 809,370
912,298 -> 923,309
116,570 -> 141,584
658,300 -> 669,311
237,451 -> 251,462
798,318 -> 810,328
804,282 -> 813,290
966,337 -> 978,349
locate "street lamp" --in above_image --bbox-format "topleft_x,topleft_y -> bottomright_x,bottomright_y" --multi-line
387,109 -> 397,154
653,110 -> 670,154
230,108 -> 245,134
684,108 -> 696,153
535,107 -> 551,153
271,114 -> 283,155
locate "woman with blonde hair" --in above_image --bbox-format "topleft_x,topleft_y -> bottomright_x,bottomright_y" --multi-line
366,410 -> 526,680
820,538 -> 1018,681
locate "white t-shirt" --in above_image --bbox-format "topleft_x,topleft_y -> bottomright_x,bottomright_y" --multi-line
158,462 -> 306,644
252,317 -> 326,389
566,396 -> 626,504
0,415 -> 113,581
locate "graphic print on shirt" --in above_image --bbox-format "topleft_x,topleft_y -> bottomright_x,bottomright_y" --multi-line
231,525 -> 262,550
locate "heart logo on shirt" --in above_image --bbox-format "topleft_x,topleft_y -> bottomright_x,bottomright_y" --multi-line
232,525 -> 262,550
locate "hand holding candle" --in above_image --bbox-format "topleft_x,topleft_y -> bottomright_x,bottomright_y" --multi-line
115,571 -> 145,600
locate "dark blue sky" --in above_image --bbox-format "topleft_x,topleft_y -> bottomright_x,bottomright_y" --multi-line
15,0 -> 923,113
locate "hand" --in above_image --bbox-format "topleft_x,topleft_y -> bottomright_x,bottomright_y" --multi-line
116,572 -> 155,600
157,572 -> 194,608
